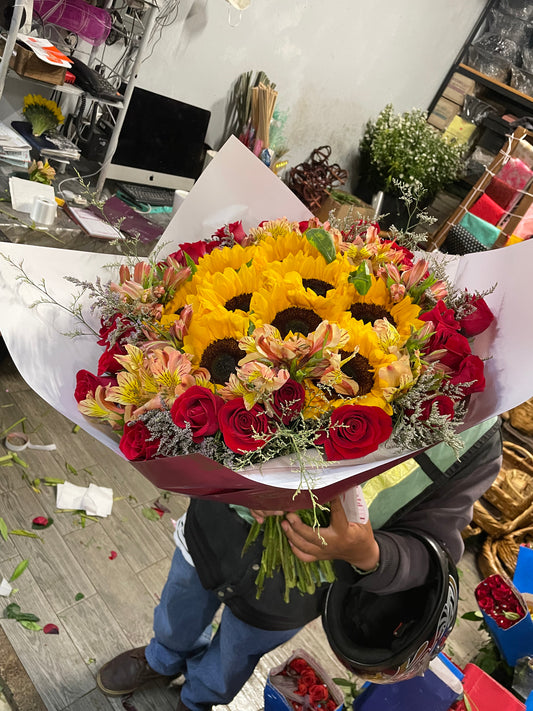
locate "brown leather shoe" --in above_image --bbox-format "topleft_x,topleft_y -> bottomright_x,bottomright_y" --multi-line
97,646 -> 172,696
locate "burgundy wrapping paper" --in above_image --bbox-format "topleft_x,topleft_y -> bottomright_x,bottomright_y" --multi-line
469,193 -> 506,226
132,451 -> 417,509
485,176 -> 520,212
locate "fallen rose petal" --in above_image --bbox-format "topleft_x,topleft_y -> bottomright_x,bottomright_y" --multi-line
43,623 -> 59,634
152,507 -> 165,519
109,550 -> 118,560
32,516 -> 53,529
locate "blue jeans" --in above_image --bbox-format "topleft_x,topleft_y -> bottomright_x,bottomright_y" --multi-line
145,547 -> 300,711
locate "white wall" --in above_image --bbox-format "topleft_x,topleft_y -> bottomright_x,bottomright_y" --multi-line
135,0 -> 486,186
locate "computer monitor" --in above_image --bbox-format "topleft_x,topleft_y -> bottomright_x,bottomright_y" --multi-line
106,87 -> 211,191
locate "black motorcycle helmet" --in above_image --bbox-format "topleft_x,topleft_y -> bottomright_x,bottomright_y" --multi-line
321,531 -> 459,683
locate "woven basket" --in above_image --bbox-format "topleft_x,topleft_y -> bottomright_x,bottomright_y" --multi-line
508,398 -> 533,436
483,441 -> 533,519
472,498 -> 514,537
477,526 -> 533,580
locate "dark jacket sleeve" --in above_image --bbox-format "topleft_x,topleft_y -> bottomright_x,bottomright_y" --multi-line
357,434 -> 502,594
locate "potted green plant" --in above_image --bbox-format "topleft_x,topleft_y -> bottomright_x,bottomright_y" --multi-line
358,104 -> 464,227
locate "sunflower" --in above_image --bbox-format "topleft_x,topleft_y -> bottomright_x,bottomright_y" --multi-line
193,264 -> 261,315
182,308 -> 251,385
194,243 -> 258,282
250,275 -> 346,338
338,277 -> 423,345
252,222 -> 320,264
325,316 -> 400,413
23,94 -> 64,136
261,252 -> 352,300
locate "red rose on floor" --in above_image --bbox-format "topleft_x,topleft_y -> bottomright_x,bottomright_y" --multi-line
43,623 -> 59,634
119,421 -> 160,461
319,405 -> 392,461
218,399 -> 271,452
171,386 -> 224,443
458,296 -> 494,337
419,395 -> 455,421
74,370 -> 117,403
446,355 -> 486,396
271,380 -> 306,424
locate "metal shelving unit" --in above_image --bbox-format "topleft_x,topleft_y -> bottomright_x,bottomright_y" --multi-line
0,0 -> 159,195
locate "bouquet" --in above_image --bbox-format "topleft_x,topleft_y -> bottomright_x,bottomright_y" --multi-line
475,574 -> 527,629
266,650 -> 344,711
70,209 -> 493,598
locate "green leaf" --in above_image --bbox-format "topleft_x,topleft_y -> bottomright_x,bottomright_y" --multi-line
461,611 -> 484,622
183,252 -> 197,275
503,611 -> 521,620
142,507 -> 160,521
0,517 -> 7,541
72,424 -> 80,434
74,592 -> 84,601
305,228 -> 336,263
348,263 -> 372,295
464,694 -> 473,711
19,620 -> 42,631
11,453 -> 28,468
65,462 -> 78,475
9,559 -> 29,582
42,477 -> 65,486
4,603 -> 21,619
15,612 -> 40,623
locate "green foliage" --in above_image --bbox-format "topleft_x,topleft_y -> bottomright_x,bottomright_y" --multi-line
359,103 -> 463,198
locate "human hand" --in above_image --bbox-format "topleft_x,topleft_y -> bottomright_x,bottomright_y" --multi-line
281,496 -> 380,571
249,508 -> 285,524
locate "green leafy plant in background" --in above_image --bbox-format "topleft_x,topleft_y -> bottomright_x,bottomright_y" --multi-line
359,103 -> 464,199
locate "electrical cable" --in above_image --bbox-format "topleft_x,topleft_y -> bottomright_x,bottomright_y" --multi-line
57,165 -> 103,200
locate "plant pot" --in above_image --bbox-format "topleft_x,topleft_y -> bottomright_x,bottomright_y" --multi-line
376,193 -> 411,231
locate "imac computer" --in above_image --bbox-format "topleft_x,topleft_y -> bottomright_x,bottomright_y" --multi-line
106,87 -> 211,191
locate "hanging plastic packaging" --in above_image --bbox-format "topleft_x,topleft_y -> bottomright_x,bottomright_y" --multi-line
33,0 -> 112,46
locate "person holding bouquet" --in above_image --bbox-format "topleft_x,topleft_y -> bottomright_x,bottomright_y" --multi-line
96,417 -> 502,711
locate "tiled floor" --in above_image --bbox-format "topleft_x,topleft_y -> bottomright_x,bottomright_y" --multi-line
0,354 -> 488,711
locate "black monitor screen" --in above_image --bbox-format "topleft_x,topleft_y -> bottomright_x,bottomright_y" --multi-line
111,87 -> 211,183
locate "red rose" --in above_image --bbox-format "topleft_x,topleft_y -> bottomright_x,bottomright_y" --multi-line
296,681 -> 308,696
309,684 -> 329,703
168,240 -> 221,267
271,380 -> 306,424
419,395 -> 455,421
74,369 -> 117,403
320,405 -> 392,461
288,658 -> 309,674
97,341 -> 127,375
300,669 -> 317,687
214,221 -> 247,245
119,421 -> 160,461
97,314 -> 134,347
424,325 -> 471,370
218,399 -> 271,452
419,300 -> 459,331
458,296 -> 495,338
446,355 -> 485,396
325,700 -> 338,711
171,386 -> 224,443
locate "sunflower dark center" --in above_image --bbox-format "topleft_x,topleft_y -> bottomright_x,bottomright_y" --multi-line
350,303 -> 396,328
340,351 -> 374,396
271,307 -> 323,337
302,278 -> 334,297
200,338 -> 244,385
224,293 -> 252,312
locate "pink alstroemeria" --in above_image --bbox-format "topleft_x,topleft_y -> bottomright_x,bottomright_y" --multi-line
236,361 -> 290,409
402,259 -> 428,289
429,280 -> 448,300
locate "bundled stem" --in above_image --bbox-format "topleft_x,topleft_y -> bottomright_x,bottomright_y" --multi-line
243,509 -> 336,603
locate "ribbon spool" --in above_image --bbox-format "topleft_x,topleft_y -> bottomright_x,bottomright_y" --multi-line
30,196 -> 57,226
5,432 -> 57,452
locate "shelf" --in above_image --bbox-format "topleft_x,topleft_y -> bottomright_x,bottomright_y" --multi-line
6,68 -> 83,95
457,63 -> 533,111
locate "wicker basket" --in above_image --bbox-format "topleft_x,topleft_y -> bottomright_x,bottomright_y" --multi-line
477,525 -> 533,580
508,397 -> 533,436
483,441 -> 533,519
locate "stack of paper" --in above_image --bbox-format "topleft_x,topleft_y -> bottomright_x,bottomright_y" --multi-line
0,120 -> 31,168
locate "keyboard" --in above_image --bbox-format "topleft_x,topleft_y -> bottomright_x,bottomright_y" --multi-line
116,182 -> 175,207
68,56 -> 123,102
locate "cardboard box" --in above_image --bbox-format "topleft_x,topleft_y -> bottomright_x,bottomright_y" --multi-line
428,96 -> 462,131
315,191 -> 375,223
442,72 -> 477,106
0,39 -> 66,85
